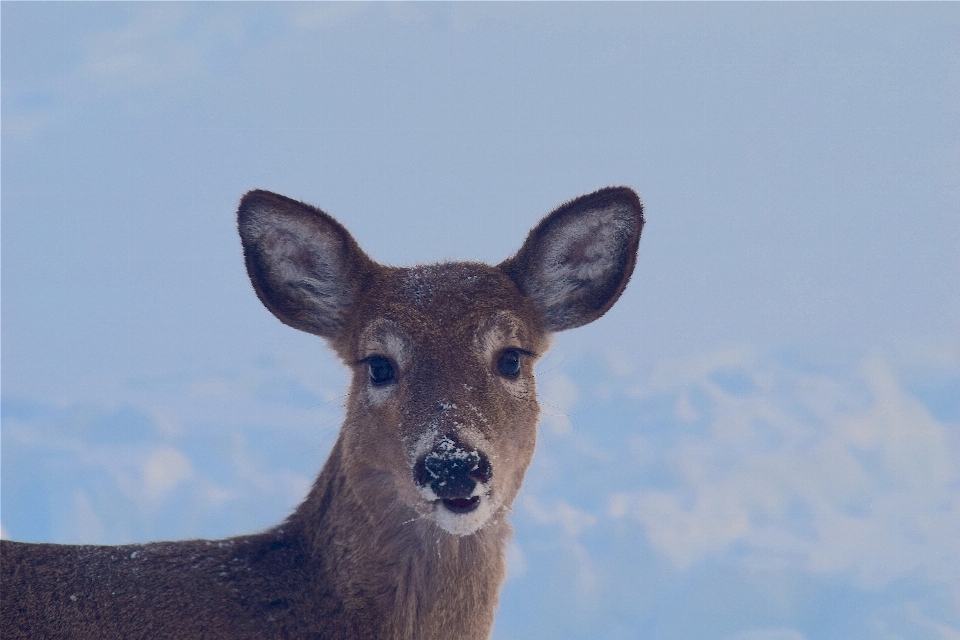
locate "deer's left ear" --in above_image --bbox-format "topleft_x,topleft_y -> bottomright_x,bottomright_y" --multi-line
499,187 -> 644,332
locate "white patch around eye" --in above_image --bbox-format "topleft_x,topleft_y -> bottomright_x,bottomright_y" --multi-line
365,383 -> 394,407
480,326 -> 509,366
475,313 -> 534,397
359,321 -> 411,407
475,311 -> 523,363
381,332 -> 411,370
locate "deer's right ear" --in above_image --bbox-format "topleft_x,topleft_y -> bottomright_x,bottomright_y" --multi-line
499,187 -> 644,332
237,190 -> 374,339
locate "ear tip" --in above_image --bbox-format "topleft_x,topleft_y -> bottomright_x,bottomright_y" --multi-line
238,191 -> 275,228
237,191 -> 337,239
238,189 -> 289,214
593,185 -> 645,224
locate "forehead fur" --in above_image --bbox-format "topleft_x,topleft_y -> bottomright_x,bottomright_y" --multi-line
340,262 -> 546,356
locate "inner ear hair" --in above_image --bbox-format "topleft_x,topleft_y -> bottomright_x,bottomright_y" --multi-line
499,187 -> 644,332
237,190 -> 374,339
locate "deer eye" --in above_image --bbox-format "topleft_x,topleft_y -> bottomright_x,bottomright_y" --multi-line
497,349 -> 522,377
367,356 -> 395,385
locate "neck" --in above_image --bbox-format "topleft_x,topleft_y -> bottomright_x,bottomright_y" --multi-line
289,438 -> 509,640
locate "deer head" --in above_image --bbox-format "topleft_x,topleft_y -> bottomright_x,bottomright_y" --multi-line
237,187 -> 643,537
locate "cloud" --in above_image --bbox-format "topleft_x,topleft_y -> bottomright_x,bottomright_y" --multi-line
2,4 -> 254,139
1,113 -> 54,141
610,352 -> 960,588
505,540 -> 527,579
77,4 -> 202,92
538,373 -> 579,435
724,630 -> 806,640
188,376 -> 237,400
520,496 -> 600,606
523,496 -> 597,539
907,603 -> 960,640
226,433 -> 313,506
287,3 -> 366,31
142,446 -> 193,501
0,353 -> 339,544
69,489 -> 106,543
503,347 -> 960,636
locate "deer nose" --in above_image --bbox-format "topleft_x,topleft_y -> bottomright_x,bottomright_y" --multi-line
413,435 -> 492,502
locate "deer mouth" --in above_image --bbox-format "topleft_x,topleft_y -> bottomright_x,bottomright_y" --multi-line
442,496 -> 481,514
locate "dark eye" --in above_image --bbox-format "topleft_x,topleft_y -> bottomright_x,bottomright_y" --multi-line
497,349 -> 522,377
367,356 -> 395,385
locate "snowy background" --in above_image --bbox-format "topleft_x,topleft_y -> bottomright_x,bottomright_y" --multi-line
3,4 -> 959,638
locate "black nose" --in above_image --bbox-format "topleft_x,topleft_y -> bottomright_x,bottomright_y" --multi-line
414,435 -> 492,500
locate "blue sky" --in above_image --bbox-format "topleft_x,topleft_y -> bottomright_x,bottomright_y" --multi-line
2,4 -> 959,639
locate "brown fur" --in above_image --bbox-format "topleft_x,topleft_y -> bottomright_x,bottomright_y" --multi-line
1,187 -> 644,639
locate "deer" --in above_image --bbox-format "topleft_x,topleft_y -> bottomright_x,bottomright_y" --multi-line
1,186 -> 643,639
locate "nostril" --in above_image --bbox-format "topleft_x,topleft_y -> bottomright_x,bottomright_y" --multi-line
470,455 -> 492,484
413,457 -> 433,488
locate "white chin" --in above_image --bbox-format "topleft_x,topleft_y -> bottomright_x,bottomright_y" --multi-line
432,495 -> 495,536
